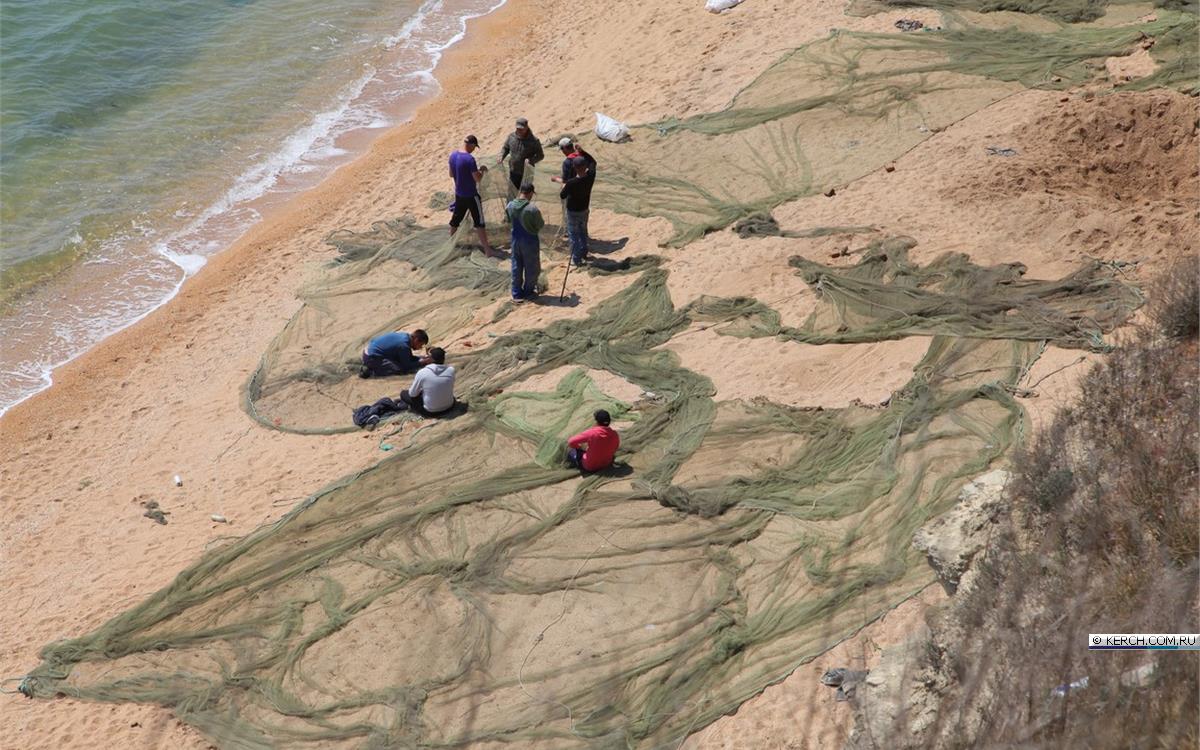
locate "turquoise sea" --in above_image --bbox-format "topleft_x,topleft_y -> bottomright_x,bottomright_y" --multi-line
0,0 -> 504,413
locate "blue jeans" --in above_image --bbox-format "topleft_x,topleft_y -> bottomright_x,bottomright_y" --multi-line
565,209 -> 589,263
567,447 -> 585,470
511,240 -> 540,298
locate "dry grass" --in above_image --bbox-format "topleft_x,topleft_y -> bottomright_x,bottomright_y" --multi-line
907,259 -> 1200,749
1147,256 -> 1200,341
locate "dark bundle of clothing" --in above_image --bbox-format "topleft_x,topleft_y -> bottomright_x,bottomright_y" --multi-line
352,397 -> 408,429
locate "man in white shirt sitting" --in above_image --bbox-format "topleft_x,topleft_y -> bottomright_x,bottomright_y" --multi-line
400,347 -> 456,416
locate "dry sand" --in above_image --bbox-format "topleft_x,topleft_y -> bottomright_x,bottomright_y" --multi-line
1,0 -> 1196,748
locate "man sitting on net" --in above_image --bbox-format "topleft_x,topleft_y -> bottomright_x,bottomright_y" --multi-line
566,409 -> 620,472
360,329 -> 430,379
400,347 -> 456,416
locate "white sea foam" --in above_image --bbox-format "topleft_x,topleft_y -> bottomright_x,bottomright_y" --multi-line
152,0 -> 510,276
383,0 -> 445,49
153,65 -> 378,273
161,251 -> 207,275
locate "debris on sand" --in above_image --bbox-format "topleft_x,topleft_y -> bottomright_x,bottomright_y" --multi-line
822,667 -> 870,701
141,500 -> 169,525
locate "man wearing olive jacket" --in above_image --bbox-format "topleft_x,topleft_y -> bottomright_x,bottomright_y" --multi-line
499,117 -> 545,194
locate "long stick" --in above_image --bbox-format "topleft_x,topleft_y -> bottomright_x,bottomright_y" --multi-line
559,254 -> 573,301
557,196 -> 571,301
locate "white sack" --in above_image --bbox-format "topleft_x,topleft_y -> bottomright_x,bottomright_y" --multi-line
594,112 -> 631,143
706,0 -> 744,12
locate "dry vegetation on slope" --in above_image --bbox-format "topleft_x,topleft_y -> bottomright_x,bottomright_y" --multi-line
848,258 -> 1199,748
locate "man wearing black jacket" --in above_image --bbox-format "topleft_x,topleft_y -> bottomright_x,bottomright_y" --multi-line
552,137 -> 579,183
558,149 -> 596,266
499,117 -> 545,195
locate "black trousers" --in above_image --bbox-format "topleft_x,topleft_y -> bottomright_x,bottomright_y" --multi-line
567,447 -> 586,470
449,194 -> 485,229
399,389 -> 425,414
400,390 -> 457,417
362,353 -> 416,377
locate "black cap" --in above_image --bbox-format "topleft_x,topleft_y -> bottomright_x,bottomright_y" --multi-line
519,181 -> 535,193
464,134 -> 479,146
571,156 -> 588,168
594,409 -> 611,426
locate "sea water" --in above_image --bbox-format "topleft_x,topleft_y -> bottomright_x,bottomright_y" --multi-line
0,0 -> 504,414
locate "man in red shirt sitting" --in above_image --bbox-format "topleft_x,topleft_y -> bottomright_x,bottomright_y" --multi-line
566,409 -> 620,472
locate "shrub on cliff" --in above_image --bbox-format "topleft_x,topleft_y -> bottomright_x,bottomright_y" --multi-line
901,258 -> 1199,749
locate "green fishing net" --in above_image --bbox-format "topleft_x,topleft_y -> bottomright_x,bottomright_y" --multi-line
582,9 -> 1195,245
242,160 -> 573,435
22,241 -> 1141,747
20,3 -> 1190,747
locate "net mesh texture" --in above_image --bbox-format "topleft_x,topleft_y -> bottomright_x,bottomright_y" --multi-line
21,2 -> 1193,748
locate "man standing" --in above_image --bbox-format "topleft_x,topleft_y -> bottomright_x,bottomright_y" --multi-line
558,149 -> 596,266
448,135 -> 495,257
499,117 -> 545,195
566,409 -> 620,472
550,137 -> 580,183
400,347 -> 456,416
360,329 -> 430,379
505,181 -> 545,303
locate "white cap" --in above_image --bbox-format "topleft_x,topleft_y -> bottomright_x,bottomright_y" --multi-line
558,137 -> 573,148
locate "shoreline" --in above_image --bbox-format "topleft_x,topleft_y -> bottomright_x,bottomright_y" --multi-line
1,5 -> 541,743
0,1 -> 523,431
0,0 -> 509,419
3,0 -> 1195,746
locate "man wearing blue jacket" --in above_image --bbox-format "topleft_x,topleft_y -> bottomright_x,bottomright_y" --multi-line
359,329 -> 430,378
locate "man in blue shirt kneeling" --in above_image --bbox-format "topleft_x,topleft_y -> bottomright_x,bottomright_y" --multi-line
360,329 -> 430,379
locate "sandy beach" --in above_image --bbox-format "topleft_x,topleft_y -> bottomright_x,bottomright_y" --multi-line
2,0 -> 1196,747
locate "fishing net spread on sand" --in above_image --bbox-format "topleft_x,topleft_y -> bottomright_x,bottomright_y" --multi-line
23,241 -> 1140,747
582,10 -> 1196,245
21,4 -> 1190,748
241,161 -> 580,435
858,0 -> 1197,24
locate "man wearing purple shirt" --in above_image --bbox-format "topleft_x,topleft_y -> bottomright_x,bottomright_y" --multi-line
448,135 -> 495,257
